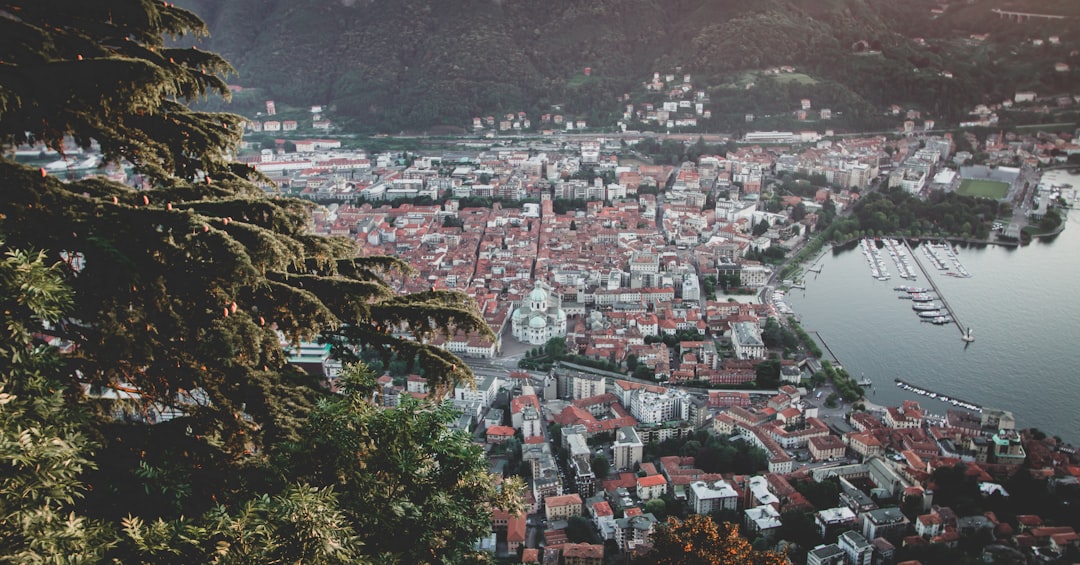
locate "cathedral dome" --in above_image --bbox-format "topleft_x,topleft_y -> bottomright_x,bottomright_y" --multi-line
528,284 -> 548,304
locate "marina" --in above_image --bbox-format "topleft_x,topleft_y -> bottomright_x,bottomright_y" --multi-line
905,240 -> 972,340
884,238 -> 918,280
924,241 -> 973,278
786,197 -> 1080,443
894,378 -> 982,413
860,238 -> 891,281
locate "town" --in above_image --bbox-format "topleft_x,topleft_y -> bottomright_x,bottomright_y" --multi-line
9,3 -> 1080,564
250,117 -> 1080,565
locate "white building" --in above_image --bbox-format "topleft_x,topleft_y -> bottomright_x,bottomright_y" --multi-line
838,530 -> 873,565
613,426 -> 644,471
731,321 -> 766,360
630,390 -> 691,424
511,281 -> 568,345
739,264 -> 772,287
520,404 -> 544,439
687,480 -> 739,515
458,374 -> 499,405
745,505 -> 783,541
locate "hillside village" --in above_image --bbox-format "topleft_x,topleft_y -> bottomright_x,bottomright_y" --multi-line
228,123 -> 1080,565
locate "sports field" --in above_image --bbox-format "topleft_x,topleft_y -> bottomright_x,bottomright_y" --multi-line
957,178 -> 1009,199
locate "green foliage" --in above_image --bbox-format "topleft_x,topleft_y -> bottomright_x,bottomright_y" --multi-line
0,2 -> 242,182
820,361 -> 863,402
754,359 -> 781,389
840,187 -> 1006,242
591,454 -> 611,481
644,430 -> 767,475
790,476 -> 840,510
0,4 -> 511,563
786,317 -> 823,358
1038,210 -> 1063,233
565,515 -> 598,544
277,364 -> 524,563
644,498 -> 668,522
165,0 -> 1080,133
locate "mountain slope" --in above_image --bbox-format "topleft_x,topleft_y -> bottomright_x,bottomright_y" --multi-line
179,0 -> 1080,132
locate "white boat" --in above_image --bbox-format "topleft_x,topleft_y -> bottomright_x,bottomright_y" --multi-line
43,154 -> 100,172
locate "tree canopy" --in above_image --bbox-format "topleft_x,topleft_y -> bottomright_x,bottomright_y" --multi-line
0,2 -> 510,562
636,514 -> 787,565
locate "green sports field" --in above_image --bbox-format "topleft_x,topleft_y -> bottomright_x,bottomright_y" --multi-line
957,178 -> 1009,199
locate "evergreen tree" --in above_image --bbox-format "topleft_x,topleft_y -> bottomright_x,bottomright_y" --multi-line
0,0 -> 505,554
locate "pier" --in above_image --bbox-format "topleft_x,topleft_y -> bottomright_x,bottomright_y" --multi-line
806,245 -> 830,274
894,378 -> 982,413
905,240 -> 969,338
811,330 -> 843,366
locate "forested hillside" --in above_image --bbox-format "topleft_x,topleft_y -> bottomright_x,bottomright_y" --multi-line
177,0 -> 1080,132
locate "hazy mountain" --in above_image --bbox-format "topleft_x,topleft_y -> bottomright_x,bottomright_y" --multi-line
178,0 -> 1080,132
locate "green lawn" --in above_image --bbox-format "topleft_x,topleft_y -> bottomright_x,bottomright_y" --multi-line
772,72 -> 819,85
957,178 -> 1009,199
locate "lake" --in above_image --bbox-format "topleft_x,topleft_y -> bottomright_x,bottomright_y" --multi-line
787,171 -> 1080,442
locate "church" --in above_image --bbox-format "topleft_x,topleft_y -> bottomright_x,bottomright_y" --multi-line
511,281 -> 568,345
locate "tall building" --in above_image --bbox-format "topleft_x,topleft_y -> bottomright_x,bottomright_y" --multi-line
613,426 -> 643,471
838,530 -> 873,565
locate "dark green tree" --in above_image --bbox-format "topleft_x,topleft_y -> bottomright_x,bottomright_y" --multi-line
0,2 -> 509,561
591,454 -> 611,480
755,359 -> 781,389
566,515 -> 598,544
278,365 -> 525,563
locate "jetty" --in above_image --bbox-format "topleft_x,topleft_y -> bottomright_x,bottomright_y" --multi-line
905,240 -> 972,340
811,330 -> 843,365
894,378 -> 982,413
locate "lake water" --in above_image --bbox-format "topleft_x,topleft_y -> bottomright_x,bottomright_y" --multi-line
787,171 -> 1080,442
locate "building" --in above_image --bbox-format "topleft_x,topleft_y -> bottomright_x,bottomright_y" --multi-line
845,432 -> 884,459
809,435 -> 848,461
989,429 -> 1026,464
730,321 -> 766,360
745,505 -> 783,542
562,543 -> 604,565
687,480 -> 739,515
816,507 -> 858,539
512,281 -> 568,345
630,389 -> 690,424
545,493 -> 583,522
861,507 -> 910,544
613,426 -> 644,471
636,474 -> 668,500
454,375 -> 499,409
615,513 -> 658,552
507,514 -> 526,554
838,530 -> 873,565
806,544 -> 846,565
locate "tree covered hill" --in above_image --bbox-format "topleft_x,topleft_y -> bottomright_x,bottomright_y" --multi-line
176,0 -> 1080,133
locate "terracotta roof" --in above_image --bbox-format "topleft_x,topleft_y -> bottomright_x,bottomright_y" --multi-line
637,474 -> 668,488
